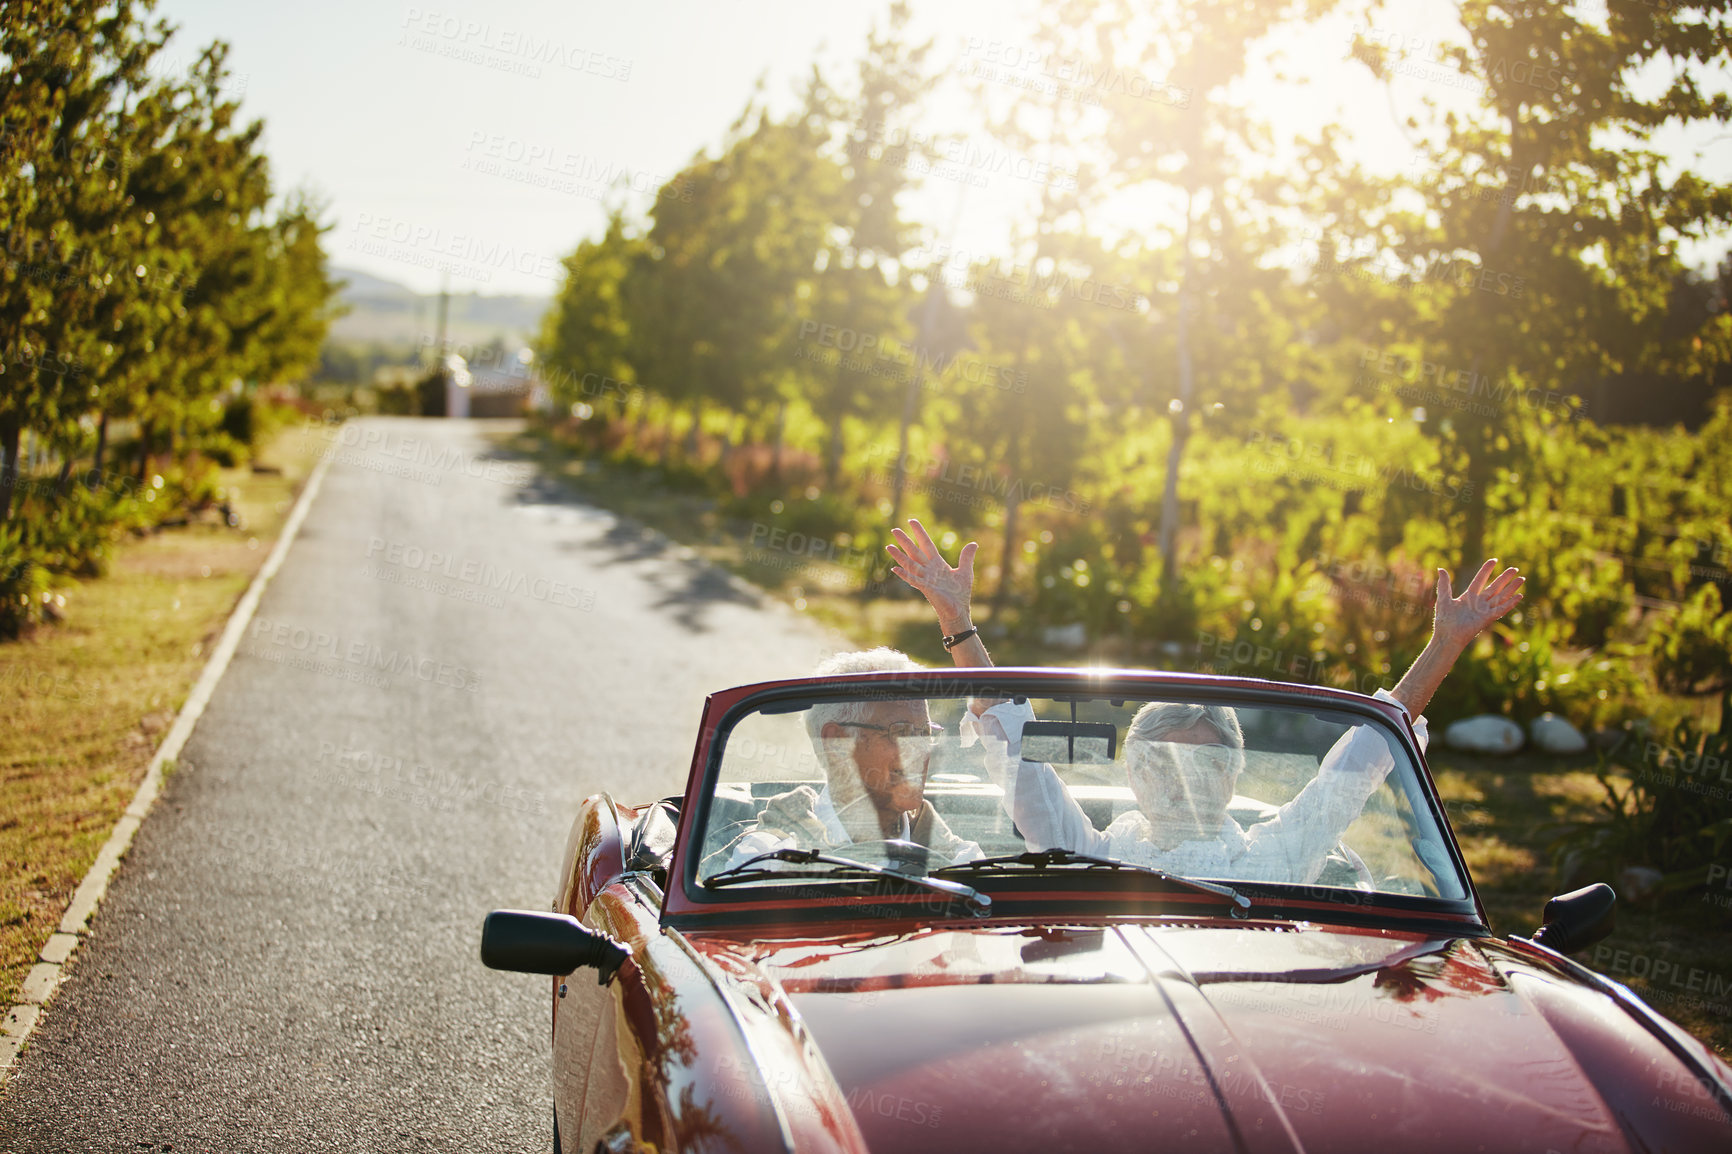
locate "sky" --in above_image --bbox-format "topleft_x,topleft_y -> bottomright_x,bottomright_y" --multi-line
149,0 -> 1731,299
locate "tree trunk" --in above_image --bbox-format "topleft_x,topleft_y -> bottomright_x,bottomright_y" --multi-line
770,401 -> 786,483
1160,186 -> 1198,598
0,419 -> 20,523
1458,417 -> 1497,575
718,416 -> 736,474
988,115 -> 1055,622
683,402 -> 703,463
92,412 -> 108,486
825,416 -> 845,490
991,486 -> 1023,621
891,284 -> 945,525
987,334 -> 1036,618
989,384 -> 1030,619
1458,156 -> 1524,575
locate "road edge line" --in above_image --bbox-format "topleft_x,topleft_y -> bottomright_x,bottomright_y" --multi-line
0,447 -> 335,1085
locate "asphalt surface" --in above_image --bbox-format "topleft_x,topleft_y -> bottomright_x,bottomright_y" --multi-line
0,418 -> 841,1152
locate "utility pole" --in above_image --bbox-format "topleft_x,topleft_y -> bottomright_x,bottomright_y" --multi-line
431,273 -> 452,418
434,272 -> 450,364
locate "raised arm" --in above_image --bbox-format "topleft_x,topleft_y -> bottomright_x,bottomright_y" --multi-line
887,519 -> 994,683
1230,561 -> 1522,884
1389,559 -> 1524,718
1234,719 -> 1399,884
889,518 -> 1111,854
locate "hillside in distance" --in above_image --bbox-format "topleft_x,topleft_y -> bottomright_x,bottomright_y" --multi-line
326,266 -> 551,350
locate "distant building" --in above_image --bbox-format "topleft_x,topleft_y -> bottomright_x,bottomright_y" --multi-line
441,354 -> 472,418
463,348 -> 538,418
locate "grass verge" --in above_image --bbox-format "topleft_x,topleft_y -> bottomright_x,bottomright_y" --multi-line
497,421 -> 1732,1061
0,422 -> 327,1009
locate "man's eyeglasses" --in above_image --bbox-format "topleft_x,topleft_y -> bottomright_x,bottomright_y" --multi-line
833,721 -> 944,741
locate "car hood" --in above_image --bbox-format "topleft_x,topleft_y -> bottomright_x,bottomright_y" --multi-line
689,920 -> 1732,1154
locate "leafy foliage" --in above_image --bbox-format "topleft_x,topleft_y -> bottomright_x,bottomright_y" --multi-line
528,1 -> 1729,884
0,0 -> 338,634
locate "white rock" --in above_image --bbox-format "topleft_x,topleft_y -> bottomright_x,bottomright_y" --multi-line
1530,713 -> 1589,755
1617,865 -> 1665,906
1041,623 -> 1088,650
1443,715 -> 1525,754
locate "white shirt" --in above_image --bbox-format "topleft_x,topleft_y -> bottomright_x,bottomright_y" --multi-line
718,785 -> 983,874
961,690 -> 1430,885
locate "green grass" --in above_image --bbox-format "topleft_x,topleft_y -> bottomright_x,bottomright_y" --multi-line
0,422 -> 326,1009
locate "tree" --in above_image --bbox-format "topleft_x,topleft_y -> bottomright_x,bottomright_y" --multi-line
624,83 -> 846,461
1351,0 -> 1732,573
0,0 -> 170,517
1084,0 -> 1348,597
950,5 -> 1108,614
537,208 -> 642,417
834,1 -> 942,508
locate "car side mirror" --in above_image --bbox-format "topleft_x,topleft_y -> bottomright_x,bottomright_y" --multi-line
481,910 -> 629,983
1530,883 -> 1616,954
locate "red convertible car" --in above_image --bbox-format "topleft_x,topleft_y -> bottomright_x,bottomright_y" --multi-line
482,668 -> 1732,1153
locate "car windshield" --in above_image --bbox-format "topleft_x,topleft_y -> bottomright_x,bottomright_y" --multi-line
694,688 -> 1468,903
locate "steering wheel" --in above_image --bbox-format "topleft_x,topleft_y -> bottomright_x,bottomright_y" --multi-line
836,838 -> 934,875
1314,839 -> 1377,891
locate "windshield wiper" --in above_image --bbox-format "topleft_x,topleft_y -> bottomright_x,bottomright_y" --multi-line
935,849 -> 1250,917
704,848 -> 992,914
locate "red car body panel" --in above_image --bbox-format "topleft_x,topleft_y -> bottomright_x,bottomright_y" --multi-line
553,804 -> 871,1153
529,669 -> 1732,1152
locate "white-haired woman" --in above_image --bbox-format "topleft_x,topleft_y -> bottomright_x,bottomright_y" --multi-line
886,519 -> 1523,883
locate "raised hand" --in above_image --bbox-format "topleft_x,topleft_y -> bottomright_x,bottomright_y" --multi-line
1389,558 -> 1526,719
1433,559 -> 1524,649
886,519 -> 977,635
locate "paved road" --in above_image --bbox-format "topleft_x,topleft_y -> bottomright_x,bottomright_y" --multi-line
0,418 -> 841,1152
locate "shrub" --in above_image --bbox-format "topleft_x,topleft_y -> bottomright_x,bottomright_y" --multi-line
15,482 -> 127,578
220,395 -> 256,446
1024,522 -> 1122,635
0,459 -> 228,640
0,527 -> 52,639
1554,558 -> 1632,650
1647,584 -> 1732,696
1550,699 -> 1732,920
1538,646 -> 1651,732
200,431 -> 250,468
127,462 -> 223,529
723,488 -> 866,549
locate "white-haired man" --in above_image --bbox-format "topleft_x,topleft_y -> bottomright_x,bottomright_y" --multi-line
885,518 -> 1524,884
705,648 -> 981,874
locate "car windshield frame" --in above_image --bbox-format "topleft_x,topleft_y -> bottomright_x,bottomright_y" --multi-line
663,667 -> 1487,931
